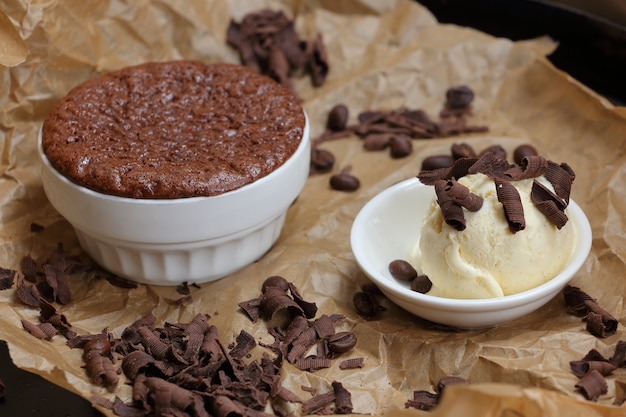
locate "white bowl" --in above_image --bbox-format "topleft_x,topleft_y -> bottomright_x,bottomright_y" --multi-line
350,177 -> 592,328
38,116 -> 310,286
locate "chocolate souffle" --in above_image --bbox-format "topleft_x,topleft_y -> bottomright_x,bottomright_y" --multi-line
41,61 -> 306,199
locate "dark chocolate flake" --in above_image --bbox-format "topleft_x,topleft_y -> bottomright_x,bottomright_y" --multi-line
338,357 -> 364,370
434,180 -> 466,231
0,267 -> 16,290
405,390 -> 439,411
531,180 -> 569,229
495,179 -> 525,233
575,369 -> 608,401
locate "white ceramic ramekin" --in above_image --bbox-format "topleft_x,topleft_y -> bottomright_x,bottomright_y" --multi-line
350,177 -> 592,329
38,116 -> 310,286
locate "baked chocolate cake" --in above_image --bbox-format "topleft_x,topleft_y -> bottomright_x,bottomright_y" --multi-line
41,61 -> 305,199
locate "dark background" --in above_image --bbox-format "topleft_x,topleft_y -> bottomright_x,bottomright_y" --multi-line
1,0 -> 625,416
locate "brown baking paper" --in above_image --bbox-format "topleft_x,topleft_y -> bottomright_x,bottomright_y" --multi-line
1,0 -> 625,416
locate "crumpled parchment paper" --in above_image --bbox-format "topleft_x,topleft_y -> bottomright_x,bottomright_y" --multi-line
1,0 -> 625,416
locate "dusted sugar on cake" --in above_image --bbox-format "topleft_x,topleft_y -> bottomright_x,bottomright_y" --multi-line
41,61 -> 305,199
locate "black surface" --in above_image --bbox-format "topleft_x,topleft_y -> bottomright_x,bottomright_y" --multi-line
418,0 -> 626,105
0,340 -> 104,416
1,1 -> 624,416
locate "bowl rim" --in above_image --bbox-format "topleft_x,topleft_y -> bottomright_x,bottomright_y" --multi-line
350,177 -> 593,312
38,111 -> 310,205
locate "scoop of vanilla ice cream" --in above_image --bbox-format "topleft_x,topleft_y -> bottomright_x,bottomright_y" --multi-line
410,173 -> 576,299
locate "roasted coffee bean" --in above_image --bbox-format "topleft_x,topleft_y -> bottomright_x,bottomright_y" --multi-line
445,85 -> 474,109
330,173 -> 360,191
421,155 -> 454,171
513,144 -> 539,165
310,148 -> 335,172
451,142 -> 476,160
326,104 -> 349,131
388,259 -> 417,281
84,337 -> 111,356
327,331 -> 357,353
353,291 -> 385,318
389,134 -> 413,158
262,275 -> 290,293
363,133 -> 392,151
410,275 -> 432,294
479,144 -> 507,160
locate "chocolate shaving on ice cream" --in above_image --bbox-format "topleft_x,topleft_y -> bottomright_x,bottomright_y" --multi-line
418,151 -> 575,231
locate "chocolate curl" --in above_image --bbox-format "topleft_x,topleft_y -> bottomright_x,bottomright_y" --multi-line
609,340 -> 626,367
575,369 -> 608,401
308,33 -> 329,87
434,180 -> 466,231
545,161 -> 575,205
506,155 -> 548,180
16,272 -> 41,307
339,357 -> 365,370
467,151 -> 515,179
570,360 -> 616,378
260,285 -> 305,320
405,390 -> 439,411
229,329 -> 257,359
584,300 -> 618,338
332,381 -> 354,414
301,390 -> 335,415
417,156 -> 479,185
21,319 -> 57,340
531,180 -> 569,229
183,313 -> 209,362
495,179 -> 526,233
563,286 -> 618,338
440,179 -> 483,211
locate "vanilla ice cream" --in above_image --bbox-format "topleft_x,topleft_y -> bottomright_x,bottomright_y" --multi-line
410,172 -> 576,299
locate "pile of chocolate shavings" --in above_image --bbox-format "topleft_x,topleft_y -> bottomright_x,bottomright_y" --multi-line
239,276 -> 362,373
563,285 -> 618,338
405,376 -> 469,411
561,285 -> 625,403
227,9 -> 329,91
417,151 -> 575,232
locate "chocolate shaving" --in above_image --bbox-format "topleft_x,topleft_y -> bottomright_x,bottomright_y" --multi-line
438,179 -> 483,211
531,180 -> 569,229
417,156 -> 479,185
575,369 -> 608,401
405,390 -> 439,411
42,263 -> 71,305
295,356 -> 332,371
467,151 -> 515,179
15,272 -> 41,307
434,180 -> 467,231
20,255 -> 38,282
338,358 -> 364,370
570,360 -> 616,378
229,330 -> 257,359
0,267 -> 16,290
227,10 -> 328,90
495,179 -> 525,233
332,381 -> 353,414
544,161 -> 575,204
609,340 -> 626,367
301,390 -> 335,415
563,286 -> 618,337
21,319 -> 57,340
506,155 -> 548,180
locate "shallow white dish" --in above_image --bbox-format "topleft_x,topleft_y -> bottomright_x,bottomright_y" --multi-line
350,177 -> 592,328
38,116 -> 310,286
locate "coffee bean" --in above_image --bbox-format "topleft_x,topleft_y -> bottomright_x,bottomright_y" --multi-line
445,85 -> 474,109
411,275 -> 432,294
451,142 -> 476,160
389,134 -> 412,158
327,331 -> 357,353
421,155 -> 454,171
363,133 -> 392,151
310,148 -> 335,172
479,144 -> 507,160
388,259 -> 417,281
513,144 -> 538,165
353,291 -> 385,318
330,173 -> 360,191
326,104 -> 349,131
